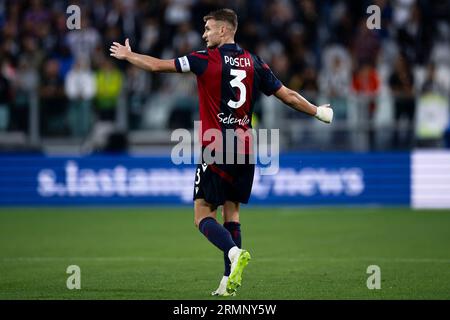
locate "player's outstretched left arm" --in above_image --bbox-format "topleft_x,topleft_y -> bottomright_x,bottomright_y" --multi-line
274,85 -> 333,124
109,38 -> 176,73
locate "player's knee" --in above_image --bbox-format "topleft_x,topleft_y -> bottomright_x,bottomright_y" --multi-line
194,215 -> 214,229
223,201 -> 240,222
194,215 -> 205,228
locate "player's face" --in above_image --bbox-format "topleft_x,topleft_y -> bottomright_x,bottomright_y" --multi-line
202,19 -> 223,48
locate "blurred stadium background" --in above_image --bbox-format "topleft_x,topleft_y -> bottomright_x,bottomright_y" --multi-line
0,0 -> 450,299
0,0 -> 449,152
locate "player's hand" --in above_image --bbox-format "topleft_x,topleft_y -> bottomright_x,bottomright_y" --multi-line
109,38 -> 132,60
314,104 -> 333,124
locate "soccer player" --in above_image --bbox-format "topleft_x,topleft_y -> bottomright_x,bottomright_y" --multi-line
110,8 -> 333,296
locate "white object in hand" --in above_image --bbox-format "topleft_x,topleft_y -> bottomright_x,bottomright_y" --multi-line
315,105 -> 333,124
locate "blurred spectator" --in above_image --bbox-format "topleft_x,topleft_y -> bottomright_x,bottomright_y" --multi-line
352,63 -> 381,97
173,22 -> 202,54
53,44 -> 74,81
295,0 -> 319,50
65,58 -> 96,138
352,19 -> 381,66
0,57 -> 14,131
289,67 -> 318,103
328,1 -> 353,47
237,20 -> 262,53
415,63 -> 450,147
65,16 -> 101,65
421,63 -> 449,95
429,42 -> 450,95
139,16 -> 160,54
91,0 -> 109,33
392,0 -> 415,28
319,45 -> 351,120
389,54 -> 415,149
372,0 -> 393,40
19,35 -> 45,71
105,0 -> 141,46
125,65 -> 151,130
39,59 -> 68,136
23,0 -> 51,38
288,38 -> 314,73
94,58 -> 123,121
266,0 -> 295,31
160,70 -> 197,130
1,5 -> 16,52
101,25 -> 123,68
352,62 -> 381,150
395,2 -> 432,65
270,51 -> 291,85
164,0 -> 193,26
11,57 -> 39,133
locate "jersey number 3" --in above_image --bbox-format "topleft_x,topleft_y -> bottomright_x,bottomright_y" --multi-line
227,69 -> 247,109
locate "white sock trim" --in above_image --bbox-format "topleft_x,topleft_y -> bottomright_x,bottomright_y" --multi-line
228,246 -> 240,261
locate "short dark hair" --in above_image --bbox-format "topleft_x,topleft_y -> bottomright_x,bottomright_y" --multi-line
203,8 -> 238,31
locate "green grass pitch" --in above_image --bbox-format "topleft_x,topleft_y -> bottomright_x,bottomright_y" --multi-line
0,207 -> 449,299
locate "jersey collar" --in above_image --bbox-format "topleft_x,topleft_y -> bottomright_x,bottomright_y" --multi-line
219,43 -> 242,51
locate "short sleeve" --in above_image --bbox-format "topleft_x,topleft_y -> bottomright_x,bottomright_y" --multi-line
175,50 -> 209,76
253,55 -> 282,96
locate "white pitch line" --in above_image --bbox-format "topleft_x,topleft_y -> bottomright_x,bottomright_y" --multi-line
0,256 -> 449,264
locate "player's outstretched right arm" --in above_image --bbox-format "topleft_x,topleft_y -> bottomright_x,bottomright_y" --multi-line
274,85 -> 333,124
109,38 -> 176,73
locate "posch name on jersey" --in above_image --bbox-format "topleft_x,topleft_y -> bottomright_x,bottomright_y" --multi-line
224,56 -> 251,68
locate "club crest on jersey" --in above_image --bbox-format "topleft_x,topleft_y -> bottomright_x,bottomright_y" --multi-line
224,56 -> 251,68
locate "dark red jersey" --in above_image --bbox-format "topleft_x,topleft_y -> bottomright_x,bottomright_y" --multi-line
175,43 -> 282,154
